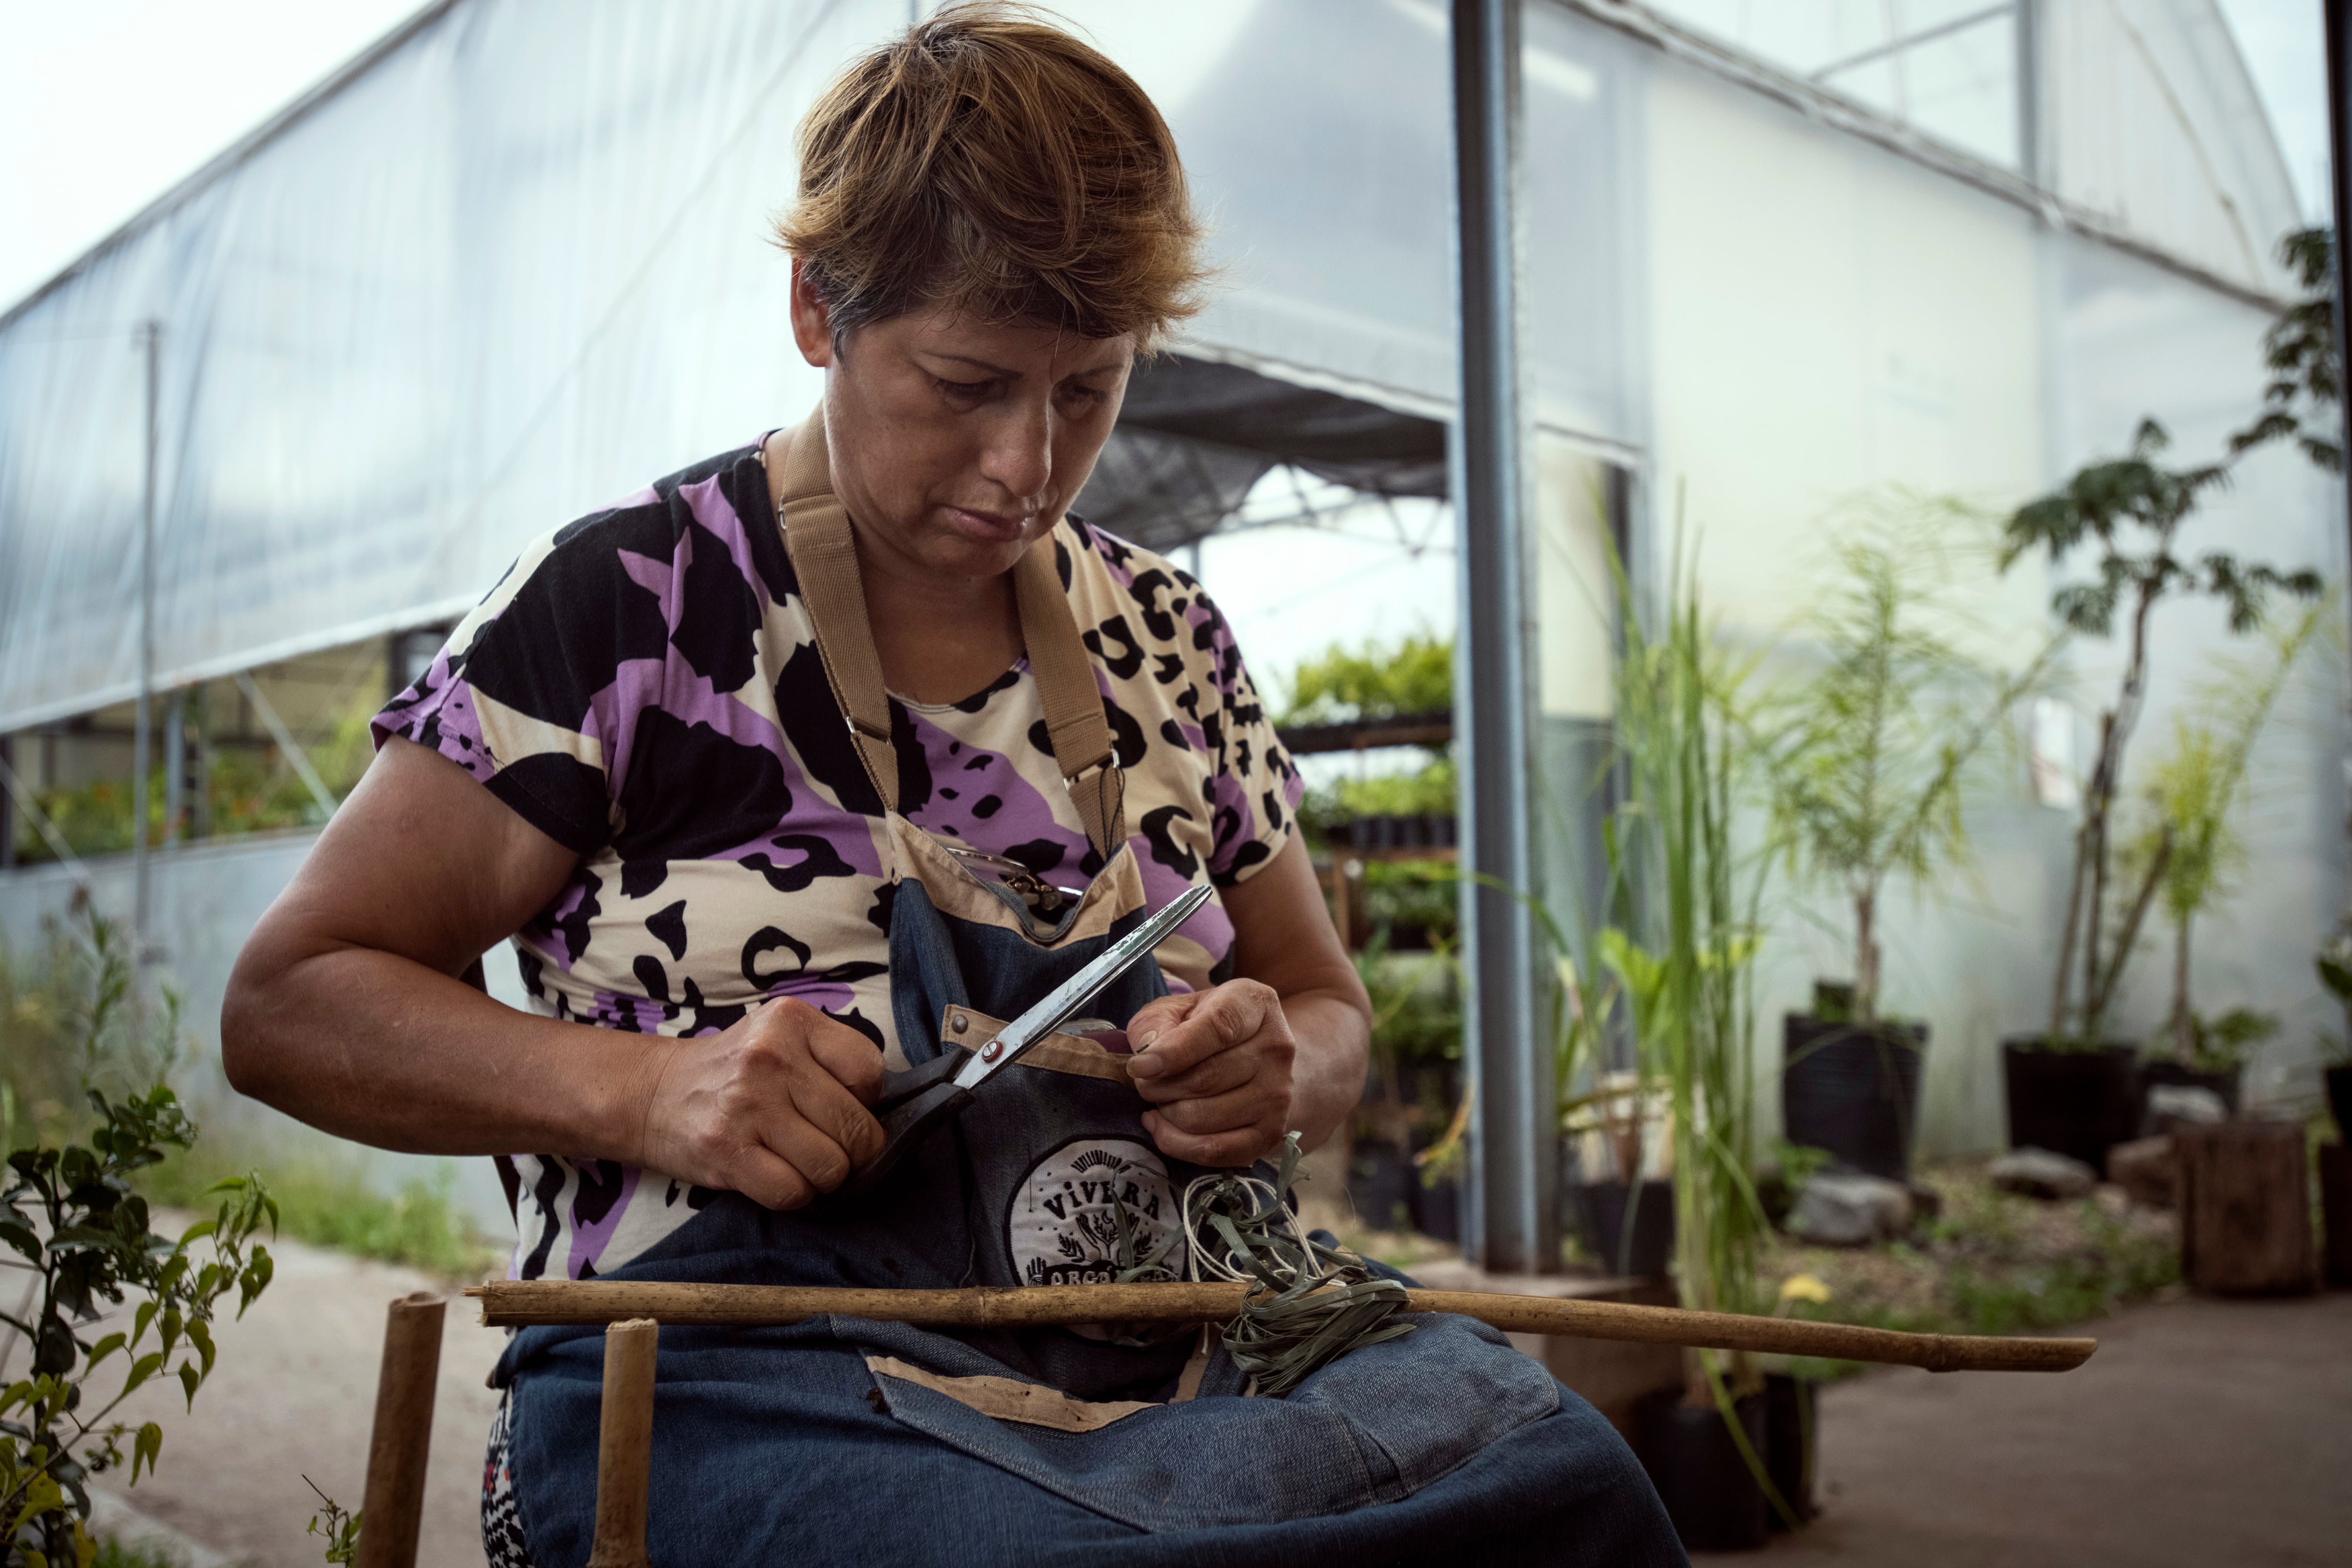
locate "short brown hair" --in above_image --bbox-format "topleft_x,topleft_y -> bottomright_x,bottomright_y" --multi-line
776,4 -> 1206,348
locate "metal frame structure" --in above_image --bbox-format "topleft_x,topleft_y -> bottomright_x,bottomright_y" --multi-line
1451,0 -> 1556,1275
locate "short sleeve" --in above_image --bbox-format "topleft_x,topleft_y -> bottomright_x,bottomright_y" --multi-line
373,507 -> 672,855
1193,584 -> 1305,887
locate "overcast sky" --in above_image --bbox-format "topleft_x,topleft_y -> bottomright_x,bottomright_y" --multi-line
0,0 -> 2337,315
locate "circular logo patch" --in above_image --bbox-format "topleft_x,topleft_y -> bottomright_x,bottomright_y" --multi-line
1008,1137 -> 1177,1295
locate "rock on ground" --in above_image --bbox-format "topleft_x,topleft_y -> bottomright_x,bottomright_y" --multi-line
1989,1147 -> 2098,1200
1786,1173 -> 1914,1246
2145,1085 -> 2229,1131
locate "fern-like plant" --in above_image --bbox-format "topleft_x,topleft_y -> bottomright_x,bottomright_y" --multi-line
1759,501 -> 2055,1025
2133,598 -> 2328,1065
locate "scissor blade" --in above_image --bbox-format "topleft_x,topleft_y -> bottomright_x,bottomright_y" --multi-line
953,882 -> 1215,1091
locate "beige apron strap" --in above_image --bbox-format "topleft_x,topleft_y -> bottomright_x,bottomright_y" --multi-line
766,406 -> 1128,858
1012,544 -> 1128,857
772,406 -> 899,814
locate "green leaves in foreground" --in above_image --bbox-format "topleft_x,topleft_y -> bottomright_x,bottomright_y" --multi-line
304,1476 -> 361,1565
2,1087 -> 276,1567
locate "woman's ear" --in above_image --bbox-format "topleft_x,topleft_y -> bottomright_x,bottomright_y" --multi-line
788,255 -> 836,369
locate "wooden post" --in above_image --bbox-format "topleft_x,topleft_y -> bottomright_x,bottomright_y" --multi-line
355,1292 -> 445,1568
2177,1122 -> 2317,1294
587,1317 -> 660,1568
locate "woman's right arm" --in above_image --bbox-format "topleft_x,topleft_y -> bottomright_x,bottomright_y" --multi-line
221,735 -> 883,1208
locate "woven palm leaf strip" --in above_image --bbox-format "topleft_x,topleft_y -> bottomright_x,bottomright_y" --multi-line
1113,1133 -> 1414,1397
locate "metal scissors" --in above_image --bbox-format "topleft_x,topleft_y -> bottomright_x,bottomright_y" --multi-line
843,882 -> 1215,1195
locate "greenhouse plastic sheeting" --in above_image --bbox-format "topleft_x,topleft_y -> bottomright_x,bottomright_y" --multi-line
0,0 -> 1647,730
0,0 -> 2304,730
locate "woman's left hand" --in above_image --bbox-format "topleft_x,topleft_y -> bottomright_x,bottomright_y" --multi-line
1124,980 -> 1297,1167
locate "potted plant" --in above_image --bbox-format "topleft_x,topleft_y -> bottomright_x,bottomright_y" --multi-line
1758,505 -> 2051,1181
2130,600 -> 2324,1120
1998,422 -> 2320,1172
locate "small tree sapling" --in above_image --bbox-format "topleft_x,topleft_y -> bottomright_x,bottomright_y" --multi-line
2135,598 -> 2328,1066
2002,422 -> 2321,1046
1761,503 -> 2054,1026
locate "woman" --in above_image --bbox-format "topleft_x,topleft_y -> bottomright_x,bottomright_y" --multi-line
223,8 -> 1680,1564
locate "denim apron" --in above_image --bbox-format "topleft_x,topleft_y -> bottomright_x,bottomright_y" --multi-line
491,409 -> 1685,1568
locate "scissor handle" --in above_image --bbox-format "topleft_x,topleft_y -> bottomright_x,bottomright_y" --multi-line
835,1050 -> 974,1199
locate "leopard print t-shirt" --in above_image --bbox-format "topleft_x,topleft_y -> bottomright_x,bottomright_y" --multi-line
373,438 -> 1303,1282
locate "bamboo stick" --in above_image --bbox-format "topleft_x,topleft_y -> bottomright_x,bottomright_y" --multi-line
587,1318 -> 660,1568
467,1281 -> 2094,1375
356,1291 -> 444,1568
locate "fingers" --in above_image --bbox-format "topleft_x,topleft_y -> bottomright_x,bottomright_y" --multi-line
1128,1043 -> 1258,1104
1122,990 -> 1200,1052
1143,1106 -> 1286,1169
1145,1082 -> 1279,1137
800,1006 -> 889,1105
640,998 -> 887,1210
1128,981 -> 1277,1082
727,1143 -> 818,1211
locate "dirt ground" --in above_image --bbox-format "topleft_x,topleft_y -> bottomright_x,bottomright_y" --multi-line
83,1232 -> 502,1568
1694,1290 -> 2352,1567
73,1234 -> 2352,1568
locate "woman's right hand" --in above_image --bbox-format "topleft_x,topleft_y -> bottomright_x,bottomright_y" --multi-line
635,999 -> 887,1210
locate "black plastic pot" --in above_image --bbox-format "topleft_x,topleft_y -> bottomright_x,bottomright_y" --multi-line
1410,1173 -> 1461,1242
1347,1140 -> 1415,1232
1635,1388 -> 1771,1552
2138,1059 -> 2242,1128
2002,1037 -> 2139,1175
1783,1014 -> 1927,1180
1763,1373 -> 1817,1528
2320,1144 -> 2352,1286
1569,1179 -> 1676,1278
2327,1064 -> 2352,1141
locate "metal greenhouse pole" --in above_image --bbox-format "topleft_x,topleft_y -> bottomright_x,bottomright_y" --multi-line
1450,0 -> 1555,1274
2328,0 -> 2350,567
131,318 -> 160,952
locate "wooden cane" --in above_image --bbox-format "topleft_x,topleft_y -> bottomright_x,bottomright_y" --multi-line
468,1280 -> 2095,1374
586,1317 -> 660,1568
355,1292 -> 445,1568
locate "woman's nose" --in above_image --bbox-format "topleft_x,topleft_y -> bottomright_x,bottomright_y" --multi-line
977,401 -> 1053,506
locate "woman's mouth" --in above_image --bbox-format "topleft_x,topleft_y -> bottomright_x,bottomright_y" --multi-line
941,504 -> 1033,544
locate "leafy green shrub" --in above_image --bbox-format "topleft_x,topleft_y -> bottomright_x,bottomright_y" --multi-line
1359,859 -> 1459,947
1279,634 -> 1452,726
3,1089 -> 275,1567
1296,760 -> 1458,848
2,911 -> 183,1150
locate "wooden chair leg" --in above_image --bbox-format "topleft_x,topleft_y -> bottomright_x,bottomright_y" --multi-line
356,1291 -> 445,1568
587,1316 -> 660,1568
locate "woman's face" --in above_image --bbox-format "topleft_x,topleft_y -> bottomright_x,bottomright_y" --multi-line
791,258 -> 1135,586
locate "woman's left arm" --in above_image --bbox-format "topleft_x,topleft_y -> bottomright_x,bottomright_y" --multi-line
1127,834 -> 1371,1164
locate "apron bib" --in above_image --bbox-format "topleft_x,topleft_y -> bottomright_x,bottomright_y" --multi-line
493,408 -> 1673,1568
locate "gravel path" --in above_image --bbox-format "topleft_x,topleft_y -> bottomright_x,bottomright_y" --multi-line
83,1230 -> 500,1568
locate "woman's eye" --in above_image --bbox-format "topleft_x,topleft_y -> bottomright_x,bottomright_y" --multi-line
936,377 -> 993,400
1061,384 -> 1111,407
